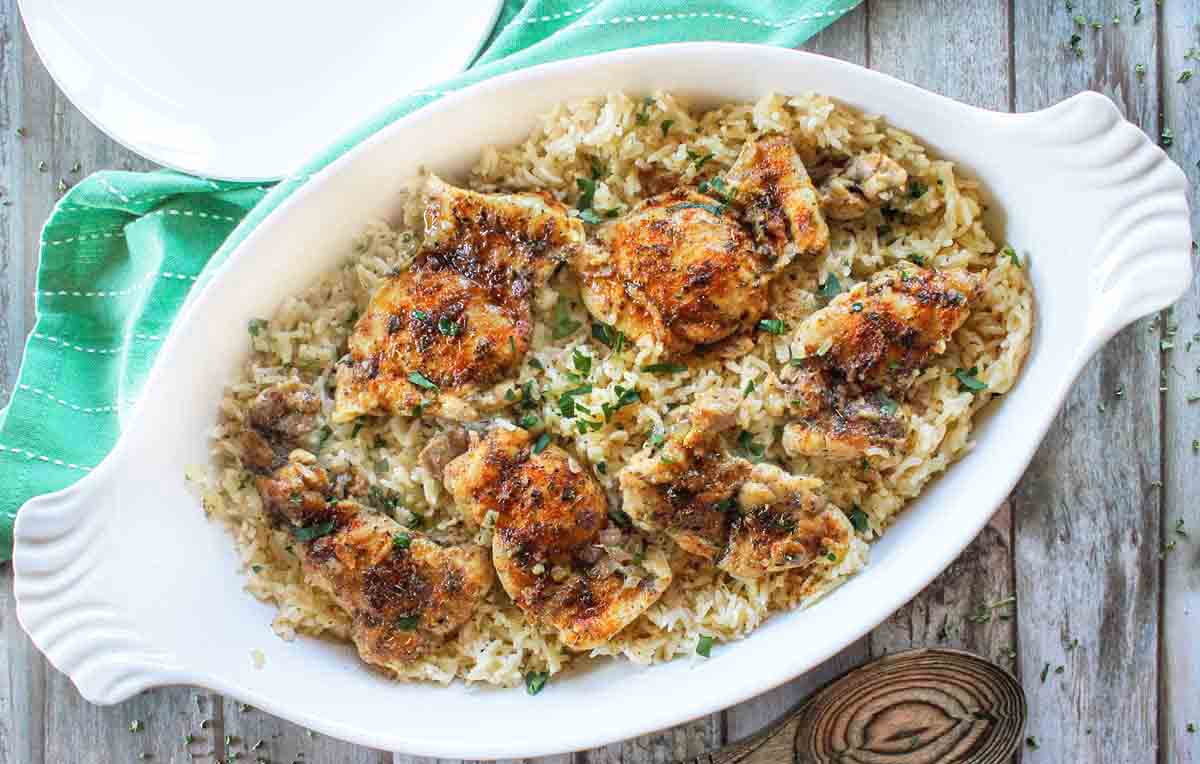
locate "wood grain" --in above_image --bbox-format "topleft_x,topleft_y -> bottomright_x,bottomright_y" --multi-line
1011,4 -> 1163,761
1159,1 -> 1200,762
1,0 -> 1195,761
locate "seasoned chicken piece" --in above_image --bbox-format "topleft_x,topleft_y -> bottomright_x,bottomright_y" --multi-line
818,152 -> 909,221
781,266 -> 981,460
621,390 -> 855,578
782,396 -> 907,461
578,189 -> 766,357
619,390 -> 752,560
238,381 -> 322,473
256,455 -> 493,668
249,382 -> 321,438
718,464 -> 854,579
443,428 -> 671,649
723,134 -> 829,262
335,175 -> 584,422
418,427 -> 469,481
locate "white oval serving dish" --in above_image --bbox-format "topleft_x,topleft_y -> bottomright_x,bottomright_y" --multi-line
13,43 -> 1192,759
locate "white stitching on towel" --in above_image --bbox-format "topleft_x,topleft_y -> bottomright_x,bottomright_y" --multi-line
41,227 -> 126,247
0,444 -> 92,472
573,5 -> 856,30
517,2 -> 597,24
39,269 -> 198,298
32,331 -> 165,354
17,384 -> 130,414
96,177 -> 131,204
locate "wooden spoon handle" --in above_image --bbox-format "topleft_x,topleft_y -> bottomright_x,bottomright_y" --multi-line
685,648 -> 1027,764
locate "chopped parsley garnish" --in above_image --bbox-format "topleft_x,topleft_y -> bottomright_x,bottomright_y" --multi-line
351,420 -> 364,438
408,371 -> 439,391
686,150 -> 714,170
818,274 -> 842,299
608,508 -> 633,529
525,671 -> 549,695
877,393 -> 899,416
602,385 -> 641,421
293,520 -> 336,542
576,176 -> 597,212
907,253 -> 925,266
596,461 -> 607,475
392,532 -> 411,551
317,425 -> 333,449
848,507 -> 870,533
396,615 -> 420,630
737,430 -> 765,462
411,309 -> 429,322
635,96 -> 654,126
1001,245 -> 1022,267
573,349 -> 592,375
532,432 -> 552,454
851,302 -> 864,313
642,362 -> 687,374
696,635 -> 714,658
519,413 -> 541,430
715,497 -> 736,513
591,321 -> 625,351
367,484 -> 403,513
698,176 -> 732,202
954,367 -> 987,392
668,201 -> 725,216
743,379 -> 755,397
908,181 -> 928,199
590,156 -> 606,180
579,208 -> 604,224
528,357 -> 545,371
1179,70 -> 1193,84
648,430 -> 666,449
660,119 -> 674,136
758,318 -> 786,335
247,318 -> 268,337
437,316 -> 461,336
552,297 -> 583,340
407,511 -> 424,529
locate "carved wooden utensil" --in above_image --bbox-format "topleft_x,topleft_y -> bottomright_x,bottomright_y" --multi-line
689,649 -> 1026,764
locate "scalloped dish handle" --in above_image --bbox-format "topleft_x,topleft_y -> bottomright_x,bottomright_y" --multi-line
13,467 -> 192,705
1050,92 -> 1192,354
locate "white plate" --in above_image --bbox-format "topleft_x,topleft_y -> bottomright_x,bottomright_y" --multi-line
13,43 -> 1193,760
18,0 -> 503,180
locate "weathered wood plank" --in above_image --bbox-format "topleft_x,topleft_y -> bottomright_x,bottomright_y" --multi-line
0,0 -> 25,396
720,6 -> 873,743
220,698 -> 391,764
1160,1 -> 1200,761
866,0 -> 1019,687
1011,3 -> 1162,760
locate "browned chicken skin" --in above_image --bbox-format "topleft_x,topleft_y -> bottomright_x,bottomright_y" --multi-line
723,134 -> 830,262
443,428 -> 671,649
620,390 -> 852,578
782,266 -> 982,459
256,455 -> 493,669
577,135 -> 828,358
335,175 -> 584,422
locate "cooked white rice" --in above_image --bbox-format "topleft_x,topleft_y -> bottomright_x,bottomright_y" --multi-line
195,91 -> 1033,687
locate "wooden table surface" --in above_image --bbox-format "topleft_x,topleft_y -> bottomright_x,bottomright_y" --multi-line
1,1 -> 1197,762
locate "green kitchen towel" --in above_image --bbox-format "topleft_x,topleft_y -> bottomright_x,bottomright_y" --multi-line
0,0 -> 862,560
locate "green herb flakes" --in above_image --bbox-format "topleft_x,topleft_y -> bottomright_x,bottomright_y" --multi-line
293,519 -> 336,542
596,461 -> 607,475
608,508 -> 633,529
317,425 -> 333,449
1001,245 -> 1021,267
247,318 -> 268,337
519,413 -> 540,430
667,201 -> 726,216
737,430 -> 765,462
877,393 -> 899,416
576,176 -> 597,212
592,321 -> 625,351
758,318 -> 786,335
525,671 -> 549,695
817,274 -> 842,300
408,370 -> 439,391
573,349 -> 592,376
1179,70 -> 1194,84
642,362 -> 687,375
437,316 -> 461,336
907,181 -> 928,199
392,532 -> 411,551
954,367 -> 987,392
396,614 -> 420,630
1026,737 -> 1039,750
848,507 -> 870,533
411,309 -> 429,322
743,379 -> 755,397
696,635 -> 714,658
636,96 -> 654,126
661,119 -> 674,136
552,296 -> 583,339
532,432 -> 552,454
